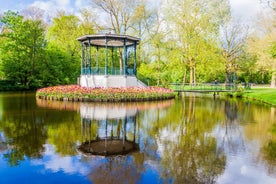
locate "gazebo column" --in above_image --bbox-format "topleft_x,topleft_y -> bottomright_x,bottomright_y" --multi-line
123,38 -> 127,76
85,45 -> 89,74
112,48 -> 114,75
96,46 -> 99,74
134,42 -> 137,75
88,38 -> 91,74
81,43 -> 85,74
105,36 -> 108,76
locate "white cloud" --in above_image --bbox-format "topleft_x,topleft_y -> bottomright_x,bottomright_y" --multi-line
55,0 -> 70,7
31,144 -> 90,175
31,1 -> 54,13
30,0 -> 74,16
75,0 -> 86,9
230,0 -> 262,21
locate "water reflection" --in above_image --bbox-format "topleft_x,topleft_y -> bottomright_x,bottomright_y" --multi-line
219,100 -> 245,155
78,103 -> 140,156
36,99 -> 175,156
150,95 -> 226,183
0,93 -> 276,183
36,99 -> 174,184
0,93 -> 47,166
262,107 -> 276,174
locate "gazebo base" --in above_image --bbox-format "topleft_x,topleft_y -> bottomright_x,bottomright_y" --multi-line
79,75 -> 146,88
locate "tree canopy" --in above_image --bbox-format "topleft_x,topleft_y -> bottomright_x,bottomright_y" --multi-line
0,0 -> 276,89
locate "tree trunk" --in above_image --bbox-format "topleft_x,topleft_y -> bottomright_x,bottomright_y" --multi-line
271,71 -> 276,88
183,69 -> 187,85
189,58 -> 194,84
193,64 -> 196,85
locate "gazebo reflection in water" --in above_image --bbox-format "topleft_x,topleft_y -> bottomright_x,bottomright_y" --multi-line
35,98 -> 175,157
77,103 -> 139,156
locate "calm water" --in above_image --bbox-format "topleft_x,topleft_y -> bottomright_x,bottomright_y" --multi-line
0,92 -> 275,184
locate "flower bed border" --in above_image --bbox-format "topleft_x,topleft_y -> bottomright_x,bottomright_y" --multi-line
36,85 -> 175,102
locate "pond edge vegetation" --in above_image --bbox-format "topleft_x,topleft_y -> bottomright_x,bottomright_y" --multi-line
222,87 -> 276,107
36,85 -> 176,102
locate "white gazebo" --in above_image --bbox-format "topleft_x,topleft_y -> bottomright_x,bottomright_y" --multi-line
77,33 -> 146,88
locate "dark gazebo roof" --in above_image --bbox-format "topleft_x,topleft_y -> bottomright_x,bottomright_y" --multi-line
77,34 -> 140,48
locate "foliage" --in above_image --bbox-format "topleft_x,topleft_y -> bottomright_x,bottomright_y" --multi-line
160,0 -> 229,85
0,11 -> 46,89
46,13 -> 94,84
37,43 -> 80,86
0,11 -> 97,89
0,1 -> 276,89
271,42 -> 276,58
246,9 -> 276,87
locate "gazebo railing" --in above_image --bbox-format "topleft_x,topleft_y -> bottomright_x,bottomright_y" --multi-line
81,67 -> 135,76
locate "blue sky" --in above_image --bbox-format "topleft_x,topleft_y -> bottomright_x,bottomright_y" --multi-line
0,0 -> 264,21
0,0 -> 89,16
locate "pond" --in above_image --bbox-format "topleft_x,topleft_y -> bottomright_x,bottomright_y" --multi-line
0,92 -> 275,184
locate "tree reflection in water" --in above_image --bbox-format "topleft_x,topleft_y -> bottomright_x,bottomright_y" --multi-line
142,93 -> 227,184
1,93 -> 276,183
262,107 -> 276,174
88,156 -> 141,184
219,100 -> 245,155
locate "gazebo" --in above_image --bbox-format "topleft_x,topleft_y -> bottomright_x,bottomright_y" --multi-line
77,33 -> 146,88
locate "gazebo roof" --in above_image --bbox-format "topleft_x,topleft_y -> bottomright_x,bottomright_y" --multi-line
77,34 -> 140,48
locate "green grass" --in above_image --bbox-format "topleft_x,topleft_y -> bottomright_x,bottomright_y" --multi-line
243,88 -> 276,106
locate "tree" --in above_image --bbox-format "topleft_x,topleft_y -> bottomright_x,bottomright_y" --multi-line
90,0 -> 142,34
163,0 -> 230,84
247,11 -> 276,87
47,12 -> 84,57
90,0 -> 155,73
0,11 -> 46,88
220,20 -> 248,84
261,0 -> 276,11
46,12 -> 96,84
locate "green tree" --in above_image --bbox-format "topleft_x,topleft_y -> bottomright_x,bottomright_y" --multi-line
163,0 -> 230,84
247,11 -> 276,86
0,11 -> 46,88
47,12 -> 83,57
46,12 -> 96,84
38,44 -> 78,86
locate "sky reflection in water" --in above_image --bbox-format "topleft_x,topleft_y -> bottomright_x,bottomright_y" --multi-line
0,92 -> 275,184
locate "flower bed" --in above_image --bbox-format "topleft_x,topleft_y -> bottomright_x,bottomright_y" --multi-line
36,85 -> 175,102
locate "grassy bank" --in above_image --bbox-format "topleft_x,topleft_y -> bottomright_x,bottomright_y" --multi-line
243,88 -> 276,106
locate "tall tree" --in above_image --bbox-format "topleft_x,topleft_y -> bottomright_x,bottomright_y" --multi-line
47,12 -> 96,83
90,0 -> 154,73
91,0 -> 141,34
47,12 -> 83,57
247,10 -> 276,87
163,0 -> 230,84
220,20 -> 248,84
0,11 -> 46,88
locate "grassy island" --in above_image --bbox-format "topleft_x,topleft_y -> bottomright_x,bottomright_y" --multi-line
36,85 -> 175,102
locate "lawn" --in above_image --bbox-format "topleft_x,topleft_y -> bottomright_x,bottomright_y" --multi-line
243,88 -> 276,106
